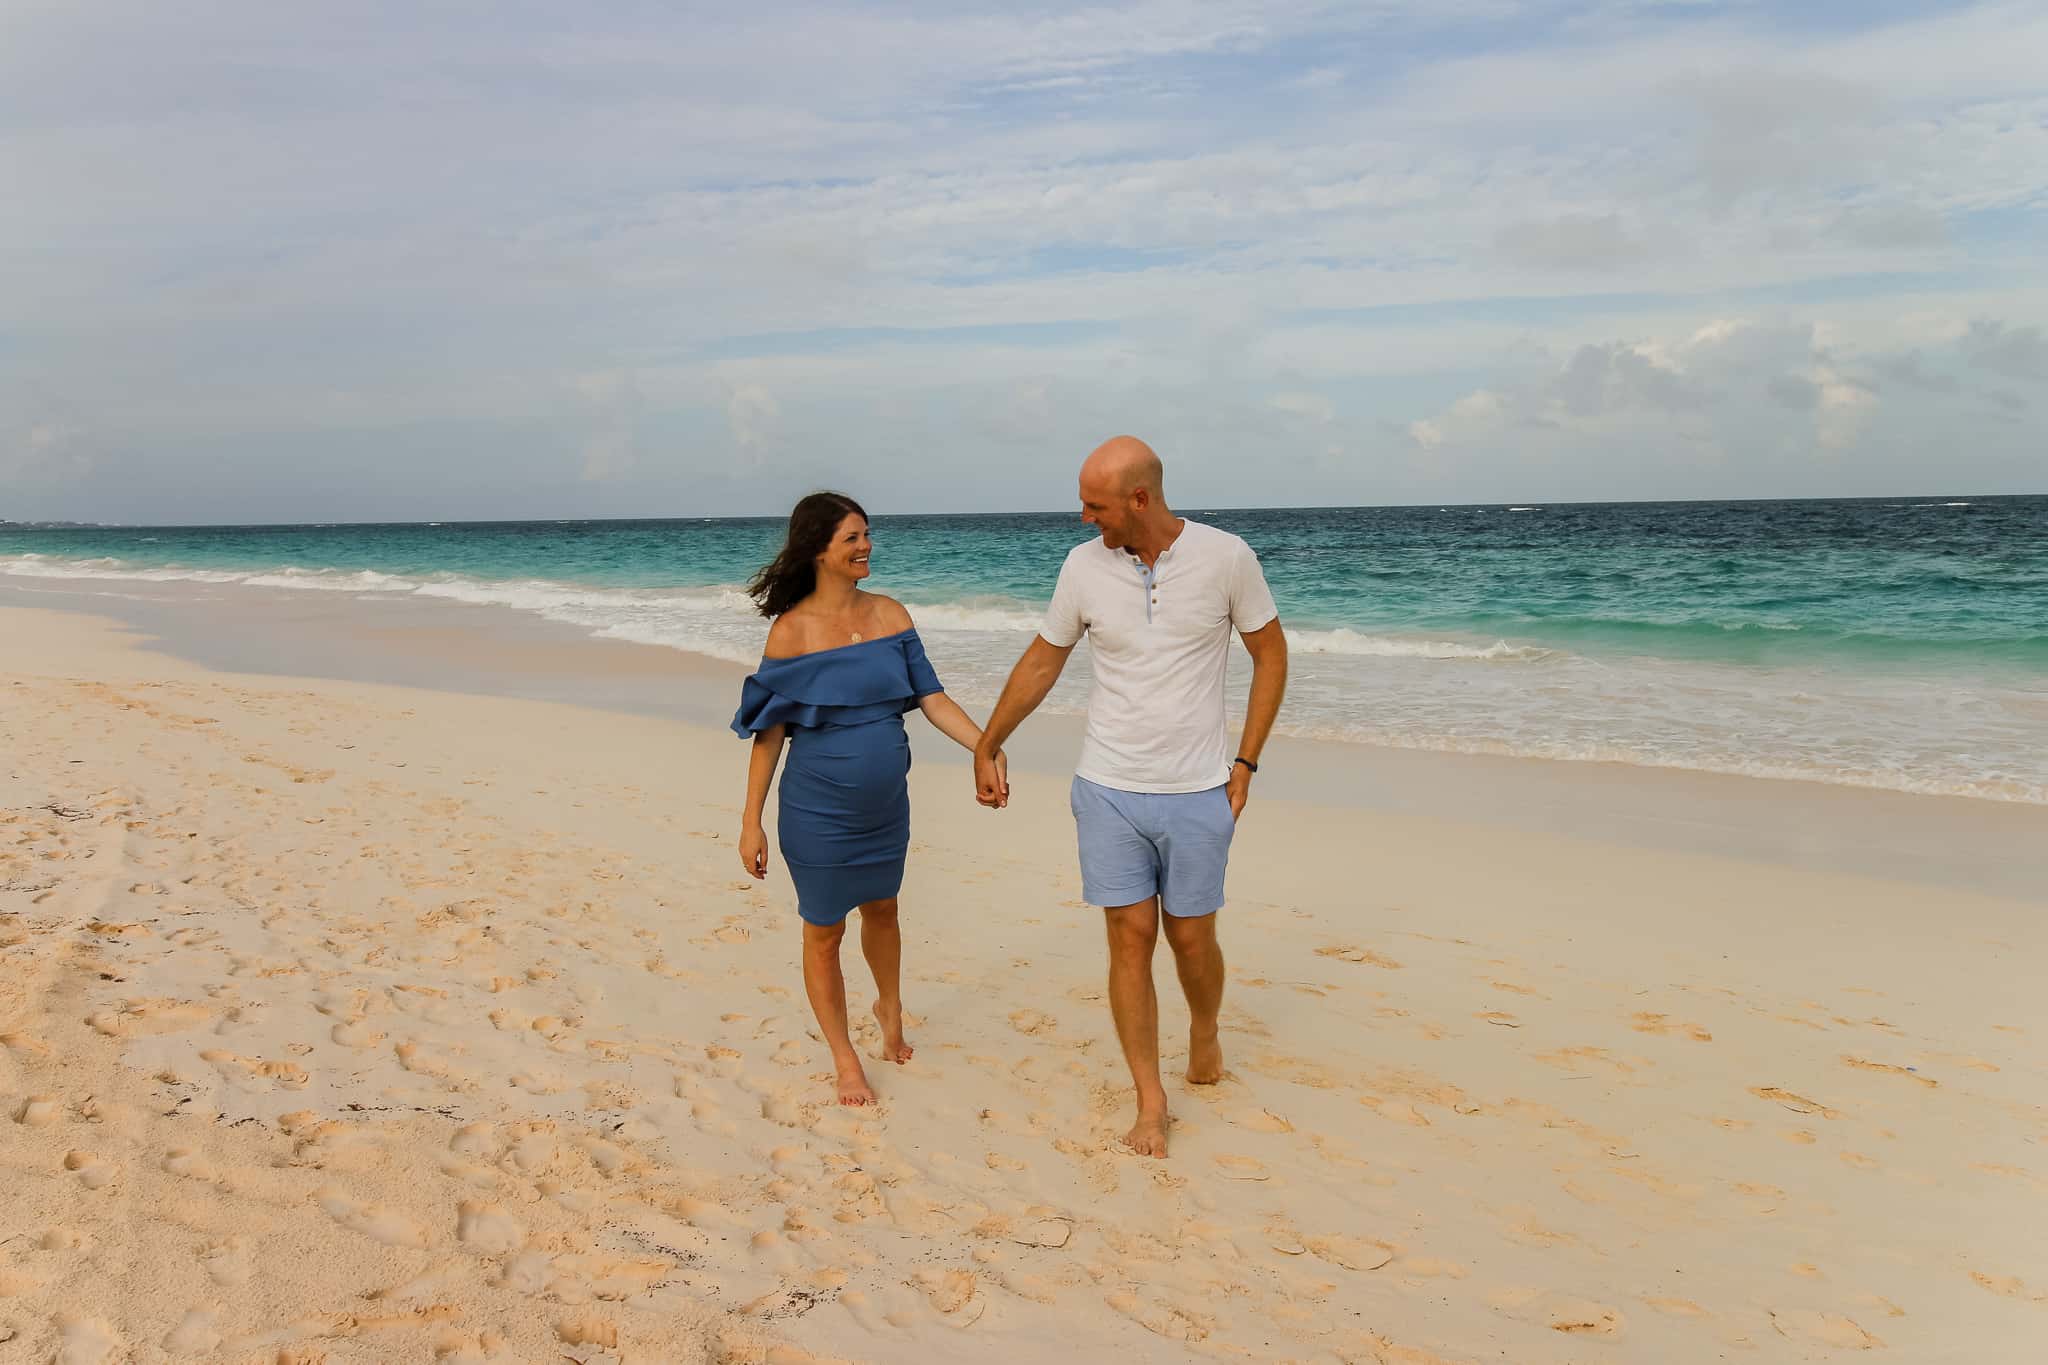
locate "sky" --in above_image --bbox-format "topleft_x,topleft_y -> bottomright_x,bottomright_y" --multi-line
3,1 -> 2045,523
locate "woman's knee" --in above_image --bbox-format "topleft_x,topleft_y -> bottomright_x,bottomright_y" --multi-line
858,899 -> 900,923
803,919 -> 848,952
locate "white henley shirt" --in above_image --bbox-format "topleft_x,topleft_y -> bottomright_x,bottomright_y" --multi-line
1040,519 -> 1279,794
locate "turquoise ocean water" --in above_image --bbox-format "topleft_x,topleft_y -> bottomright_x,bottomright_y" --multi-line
4,497 -> 2044,802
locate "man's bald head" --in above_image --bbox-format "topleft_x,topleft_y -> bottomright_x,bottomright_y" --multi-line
1080,435 -> 1165,499
1077,435 -> 1174,552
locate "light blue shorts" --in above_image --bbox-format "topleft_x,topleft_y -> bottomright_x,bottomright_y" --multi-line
1071,776 -> 1236,918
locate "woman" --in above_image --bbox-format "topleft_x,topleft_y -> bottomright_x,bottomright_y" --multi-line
733,492 -> 1007,1106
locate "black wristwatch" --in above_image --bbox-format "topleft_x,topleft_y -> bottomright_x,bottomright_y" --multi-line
1233,756 -> 1259,774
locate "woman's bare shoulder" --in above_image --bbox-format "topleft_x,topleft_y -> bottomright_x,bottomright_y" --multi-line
762,612 -> 812,659
866,594 -> 915,633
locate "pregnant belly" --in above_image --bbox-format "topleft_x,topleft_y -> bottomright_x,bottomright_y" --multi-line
783,720 -> 911,819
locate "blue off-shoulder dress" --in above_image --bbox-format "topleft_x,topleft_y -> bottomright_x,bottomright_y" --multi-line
732,629 -> 945,925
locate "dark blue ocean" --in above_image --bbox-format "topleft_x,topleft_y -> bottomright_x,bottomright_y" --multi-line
5,496 -> 2044,801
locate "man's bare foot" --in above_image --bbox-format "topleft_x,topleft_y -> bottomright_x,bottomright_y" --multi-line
1119,1110 -> 1171,1158
1186,1028 -> 1224,1085
872,999 -> 914,1064
834,1057 -> 877,1106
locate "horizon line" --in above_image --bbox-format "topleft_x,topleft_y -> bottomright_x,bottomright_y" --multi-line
4,489 -> 2041,532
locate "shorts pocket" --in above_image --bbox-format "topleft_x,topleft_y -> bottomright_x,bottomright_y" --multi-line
1210,785 -> 1238,837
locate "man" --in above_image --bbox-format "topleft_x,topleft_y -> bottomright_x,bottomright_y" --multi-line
974,436 -> 1288,1158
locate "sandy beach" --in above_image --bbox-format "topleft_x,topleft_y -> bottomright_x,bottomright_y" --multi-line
3,598 -> 2045,1364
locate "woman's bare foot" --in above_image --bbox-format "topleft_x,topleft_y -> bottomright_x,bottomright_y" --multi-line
1186,1028 -> 1224,1085
1120,1108 -> 1171,1158
871,999 -> 914,1064
834,1056 -> 877,1106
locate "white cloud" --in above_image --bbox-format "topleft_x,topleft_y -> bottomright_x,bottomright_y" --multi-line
5,414 -> 94,486
1814,368 -> 1878,452
1269,391 -> 1335,424
1961,320 -> 2048,383
726,384 -> 782,461
1403,318 -> 1904,462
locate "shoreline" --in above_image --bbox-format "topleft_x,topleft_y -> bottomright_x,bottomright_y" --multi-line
2,601 -> 2044,1362
8,509 -> 2047,811
6,577 -> 2046,902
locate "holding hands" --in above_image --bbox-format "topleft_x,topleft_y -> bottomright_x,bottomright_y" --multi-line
975,746 -> 1010,809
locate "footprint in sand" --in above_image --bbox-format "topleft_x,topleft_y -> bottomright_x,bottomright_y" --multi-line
161,1308 -> 224,1354
1315,944 -> 1403,969
510,1070 -> 568,1095
1751,1085 -> 1842,1119
62,1150 -> 119,1190
1770,1310 -> 1883,1349
86,998 -> 214,1038
1106,1291 -> 1213,1342
1842,1056 -> 1938,1088
1212,1154 -> 1271,1181
1535,1045 -> 1647,1076
161,1147 -> 219,1182
1489,1289 -> 1625,1336
553,1313 -> 618,1349
1360,1096 -> 1432,1127
1010,1217 -> 1073,1249
198,1049 -> 310,1091
395,1040 -> 462,1080
1009,1008 -> 1055,1035
1632,1011 -> 1712,1042
200,1236 -> 254,1287
913,1267 -> 986,1324
1397,1256 -> 1468,1279
316,1188 -> 432,1248
836,1286 -> 926,1332
999,1269 -> 1062,1304
1224,1106 -> 1293,1133
14,1095 -> 62,1127
52,1314 -> 124,1365
1502,1216 -> 1577,1249
1266,1226 -> 1308,1256
455,1201 -> 526,1254
1971,1271 -> 2048,1303
1306,1234 -> 1395,1271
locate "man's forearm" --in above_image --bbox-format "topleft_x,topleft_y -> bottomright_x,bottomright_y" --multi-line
977,640 -> 1067,756
1235,641 -> 1288,764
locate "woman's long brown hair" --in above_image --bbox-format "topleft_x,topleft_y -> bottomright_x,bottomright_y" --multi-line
745,491 -> 868,618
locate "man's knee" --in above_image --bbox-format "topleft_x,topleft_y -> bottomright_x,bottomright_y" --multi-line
1104,900 -> 1159,958
1160,911 -> 1218,957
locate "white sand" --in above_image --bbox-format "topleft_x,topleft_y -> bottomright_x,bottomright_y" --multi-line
2,604 -> 2043,1363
